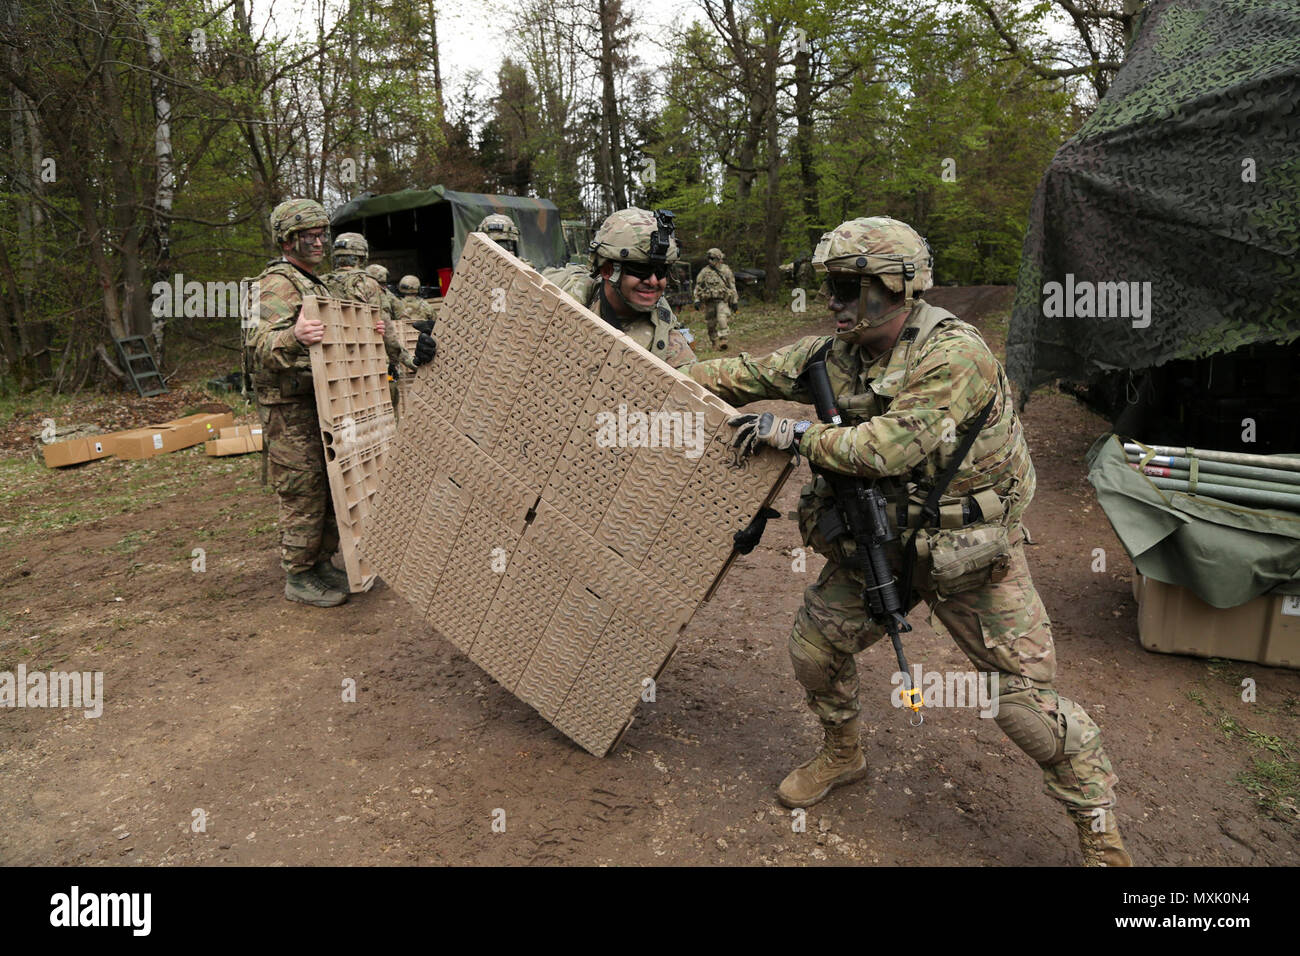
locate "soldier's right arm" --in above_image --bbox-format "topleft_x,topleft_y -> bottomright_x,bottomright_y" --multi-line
686,334 -> 829,406
249,273 -> 311,371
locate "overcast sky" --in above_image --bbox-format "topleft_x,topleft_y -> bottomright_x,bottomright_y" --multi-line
252,0 -> 700,97
435,0 -> 698,85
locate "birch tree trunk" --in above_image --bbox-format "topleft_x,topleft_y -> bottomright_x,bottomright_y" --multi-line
142,12 -> 173,364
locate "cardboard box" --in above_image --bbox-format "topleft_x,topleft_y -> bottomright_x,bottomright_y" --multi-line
166,412 -> 234,446
205,424 -> 264,457
1135,575 -> 1300,669
41,435 -> 112,468
106,412 -> 234,460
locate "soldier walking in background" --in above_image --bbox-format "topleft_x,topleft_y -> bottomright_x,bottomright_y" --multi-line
687,216 -> 1131,866
543,207 -> 696,369
246,199 -> 350,607
693,247 -> 739,350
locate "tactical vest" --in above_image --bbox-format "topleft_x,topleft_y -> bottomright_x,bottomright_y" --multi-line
248,259 -> 331,406
801,301 -> 1034,550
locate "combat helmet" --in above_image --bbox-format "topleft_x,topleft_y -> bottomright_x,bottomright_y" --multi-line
588,207 -> 680,314
707,247 -> 724,262
333,232 -> 369,261
813,216 -> 933,334
477,214 -> 521,253
398,275 -> 420,295
365,263 -> 388,283
270,199 -> 329,245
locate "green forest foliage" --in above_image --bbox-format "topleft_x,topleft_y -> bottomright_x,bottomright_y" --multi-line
0,0 -> 1110,390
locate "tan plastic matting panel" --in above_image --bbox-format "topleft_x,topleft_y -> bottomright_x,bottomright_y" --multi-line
305,295 -> 397,593
395,300 -> 440,403
362,235 -> 790,755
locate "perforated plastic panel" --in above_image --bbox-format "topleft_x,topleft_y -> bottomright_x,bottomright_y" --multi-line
305,295 -> 398,593
362,235 -> 790,755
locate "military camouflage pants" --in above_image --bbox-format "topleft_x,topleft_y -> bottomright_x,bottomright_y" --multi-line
789,538 -> 1118,813
265,400 -> 338,574
702,300 -> 731,343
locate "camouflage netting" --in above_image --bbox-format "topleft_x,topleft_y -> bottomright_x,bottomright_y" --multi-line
1007,0 -> 1300,397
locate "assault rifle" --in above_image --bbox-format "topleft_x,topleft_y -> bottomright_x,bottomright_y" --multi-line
805,359 -> 923,721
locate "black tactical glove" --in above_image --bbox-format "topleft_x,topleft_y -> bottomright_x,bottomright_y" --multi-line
728,412 -> 808,465
412,319 -> 434,335
413,332 -> 437,367
733,506 -> 781,555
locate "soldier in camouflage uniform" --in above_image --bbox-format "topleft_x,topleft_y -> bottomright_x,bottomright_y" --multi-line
476,213 -> 533,268
693,247 -> 739,350
395,274 -> 438,329
542,207 -> 696,369
324,233 -> 417,417
687,217 -> 1131,866
247,199 -> 351,607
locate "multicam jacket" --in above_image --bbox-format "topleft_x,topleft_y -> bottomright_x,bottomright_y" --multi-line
247,259 -> 332,406
324,266 -> 414,371
395,295 -> 438,327
544,265 -> 697,369
693,262 -> 738,306
686,300 -> 1035,552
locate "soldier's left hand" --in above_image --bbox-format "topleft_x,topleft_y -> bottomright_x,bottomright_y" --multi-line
374,318 -> 385,336
728,412 -> 804,462
413,332 -> 437,367
412,319 -> 434,335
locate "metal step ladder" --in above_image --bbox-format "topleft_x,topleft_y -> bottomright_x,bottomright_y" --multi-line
114,335 -> 168,397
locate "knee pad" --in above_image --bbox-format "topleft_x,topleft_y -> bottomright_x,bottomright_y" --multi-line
993,689 -> 1085,766
789,614 -> 835,693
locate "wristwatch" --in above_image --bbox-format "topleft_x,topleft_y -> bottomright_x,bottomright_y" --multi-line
792,420 -> 813,443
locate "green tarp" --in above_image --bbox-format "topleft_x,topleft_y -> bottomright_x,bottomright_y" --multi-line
1008,0 -> 1300,395
331,186 -> 567,269
1087,434 -> 1300,606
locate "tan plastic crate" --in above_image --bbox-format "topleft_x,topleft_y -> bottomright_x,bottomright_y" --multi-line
1135,575 -> 1300,669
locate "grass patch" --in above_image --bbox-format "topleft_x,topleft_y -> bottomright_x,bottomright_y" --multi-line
1216,713 -> 1299,827
106,529 -> 151,554
0,388 -> 77,432
0,445 -> 238,541
685,300 -> 819,361
1184,675 -> 1300,827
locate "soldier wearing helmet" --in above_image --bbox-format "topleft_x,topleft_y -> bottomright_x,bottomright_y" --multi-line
395,274 -> 439,328
245,198 -> 351,607
476,213 -> 532,267
324,232 -> 434,422
692,247 -> 739,350
686,216 -> 1131,867
542,207 -> 696,368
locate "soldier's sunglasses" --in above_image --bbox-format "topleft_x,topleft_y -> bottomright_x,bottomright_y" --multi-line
825,274 -> 862,302
622,261 -> 670,280
297,230 -> 329,246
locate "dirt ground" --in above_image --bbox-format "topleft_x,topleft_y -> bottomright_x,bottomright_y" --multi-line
1,287 -> 1296,866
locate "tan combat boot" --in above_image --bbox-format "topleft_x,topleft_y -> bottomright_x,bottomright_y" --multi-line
1073,809 -> 1133,867
284,570 -> 347,607
777,718 -> 868,809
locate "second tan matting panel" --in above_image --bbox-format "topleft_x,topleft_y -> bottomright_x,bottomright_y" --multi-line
363,235 -> 790,755
305,295 -> 397,593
